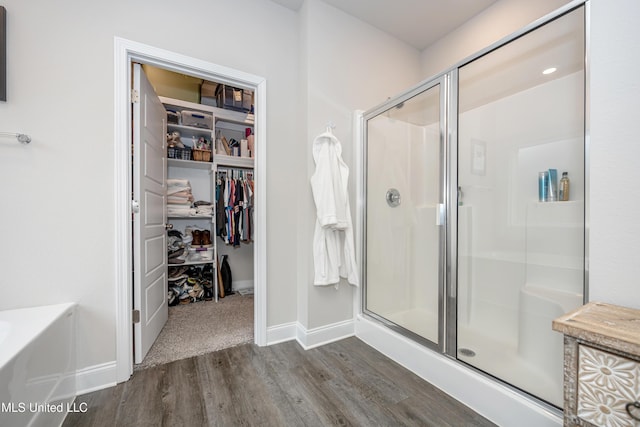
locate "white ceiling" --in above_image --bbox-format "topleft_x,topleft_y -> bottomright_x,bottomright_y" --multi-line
270,0 -> 499,50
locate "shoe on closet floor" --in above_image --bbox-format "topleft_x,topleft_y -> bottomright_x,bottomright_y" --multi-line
201,264 -> 214,278
169,265 -> 189,279
189,283 -> 204,300
186,266 -> 201,278
168,247 -> 185,259
168,229 -> 183,238
203,286 -> 213,301
168,290 -> 179,306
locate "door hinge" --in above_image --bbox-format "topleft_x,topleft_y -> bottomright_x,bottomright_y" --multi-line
131,89 -> 139,103
131,199 -> 140,214
132,310 -> 140,324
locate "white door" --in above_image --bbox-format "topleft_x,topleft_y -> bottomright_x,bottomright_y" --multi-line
132,63 -> 168,364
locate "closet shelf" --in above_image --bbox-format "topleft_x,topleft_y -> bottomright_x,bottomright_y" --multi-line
172,259 -> 215,267
213,155 -> 254,169
167,123 -> 212,140
168,215 -> 213,220
159,96 -> 254,126
168,158 -> 213,170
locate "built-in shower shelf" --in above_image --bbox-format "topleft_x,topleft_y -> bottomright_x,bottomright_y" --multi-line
526,199 -> 584,228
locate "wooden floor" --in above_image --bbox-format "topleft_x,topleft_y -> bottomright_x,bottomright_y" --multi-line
63,337 -> 496,427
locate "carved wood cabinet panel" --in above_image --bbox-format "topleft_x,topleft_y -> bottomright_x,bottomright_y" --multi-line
553,302 -> 640,427
577,344 -> 640,426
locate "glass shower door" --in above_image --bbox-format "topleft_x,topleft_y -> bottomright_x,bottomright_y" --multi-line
364,79 -> 444,347
456,7 -> 585,407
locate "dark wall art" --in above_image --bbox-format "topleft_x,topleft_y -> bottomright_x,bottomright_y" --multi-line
1,6 -> 6,102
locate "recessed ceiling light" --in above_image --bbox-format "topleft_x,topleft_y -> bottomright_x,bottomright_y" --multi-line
542,67 -> 557,75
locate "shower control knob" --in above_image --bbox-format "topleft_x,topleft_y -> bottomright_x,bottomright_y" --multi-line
386,188 -> 401,207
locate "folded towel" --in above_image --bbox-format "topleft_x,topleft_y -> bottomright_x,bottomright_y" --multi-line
167,206 -> 195,216
167,179 -> 192,195
168,195 -> 194,204
195,205 -> 214,216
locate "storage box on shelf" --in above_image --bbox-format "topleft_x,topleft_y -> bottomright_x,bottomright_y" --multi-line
168,146 -> 192,161
215,84 -> 253,113
192,149 -> 211,162
167,109 -> 180,124
200,81 -> 217,108
181,110 -> 213,129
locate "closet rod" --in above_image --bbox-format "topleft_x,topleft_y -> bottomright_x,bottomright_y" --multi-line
0,132 -> 31,144
217,169 -> 254,179
216,166 -> 254,171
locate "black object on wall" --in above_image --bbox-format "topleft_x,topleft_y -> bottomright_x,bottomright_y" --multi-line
0,6 -> 5,102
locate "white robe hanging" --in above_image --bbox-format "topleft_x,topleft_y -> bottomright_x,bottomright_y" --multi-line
310,131 -> 358,287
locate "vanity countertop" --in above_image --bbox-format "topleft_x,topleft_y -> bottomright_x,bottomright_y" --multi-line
552,301 -> 640,356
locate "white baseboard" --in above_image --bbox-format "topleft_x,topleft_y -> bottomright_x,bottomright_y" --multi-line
75,361 -> 117,396
355,315 -> 562,427
296,319 -> 355,350
266,322 -> 297,345
266,319 -> 355,350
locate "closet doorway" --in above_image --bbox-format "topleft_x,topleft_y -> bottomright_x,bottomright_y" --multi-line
114,38 -> 267,383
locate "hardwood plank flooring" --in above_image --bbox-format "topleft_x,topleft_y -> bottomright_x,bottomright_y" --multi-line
63,337 -> 497,427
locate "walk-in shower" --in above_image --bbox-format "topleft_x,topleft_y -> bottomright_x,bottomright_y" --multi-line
361,4 -> 585,409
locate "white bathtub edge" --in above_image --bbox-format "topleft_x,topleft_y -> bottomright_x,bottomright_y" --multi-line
75,361 -> 118,396
0,303 -> 77,370
355,314 -> 562,427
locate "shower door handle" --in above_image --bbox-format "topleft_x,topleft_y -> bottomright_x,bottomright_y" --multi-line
436,203 -> 445,225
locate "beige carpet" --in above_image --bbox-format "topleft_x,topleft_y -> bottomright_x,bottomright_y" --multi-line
136,294 -> 254,370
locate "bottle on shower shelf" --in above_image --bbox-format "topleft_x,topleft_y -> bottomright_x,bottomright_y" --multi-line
538,171 -> 549,202
559,172 -> 570,201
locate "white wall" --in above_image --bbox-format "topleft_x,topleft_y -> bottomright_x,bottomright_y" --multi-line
299,0 -> 423,329
589,0 -> 640,307
0,0 -> 300,376
420,0 -> 571,78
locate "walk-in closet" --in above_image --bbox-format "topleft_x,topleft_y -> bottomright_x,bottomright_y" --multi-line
133,64 -> 256,368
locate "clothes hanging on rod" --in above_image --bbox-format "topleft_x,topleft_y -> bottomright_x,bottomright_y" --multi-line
215,168 -> 254,246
